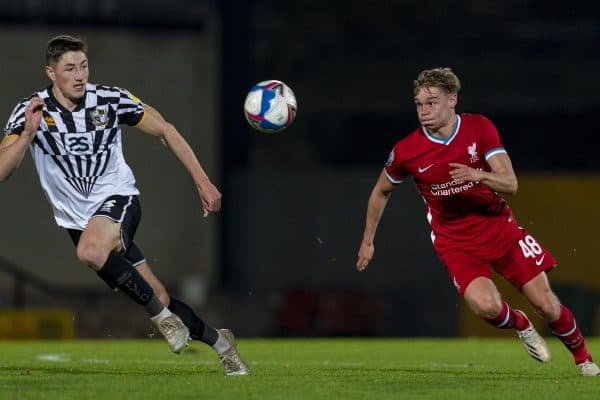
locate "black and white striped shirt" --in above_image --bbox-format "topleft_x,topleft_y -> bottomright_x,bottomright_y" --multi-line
4,83 -> 145,229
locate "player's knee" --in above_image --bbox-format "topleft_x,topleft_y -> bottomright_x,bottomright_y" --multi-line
76,242 -> 110,270
469,295 -> 502,318
535,299 -> 561,321
530,289 -> 561,321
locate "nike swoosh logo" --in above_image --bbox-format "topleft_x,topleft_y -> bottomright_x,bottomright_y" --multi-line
418,164 -> 434,173
535,254 -> 545,266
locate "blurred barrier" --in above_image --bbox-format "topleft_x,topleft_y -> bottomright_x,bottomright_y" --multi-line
0,309 -> 74,339
278,288 -> 382,336
0,257 -> 107,307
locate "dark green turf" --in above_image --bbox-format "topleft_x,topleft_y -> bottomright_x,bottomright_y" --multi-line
0,338 -> 597,399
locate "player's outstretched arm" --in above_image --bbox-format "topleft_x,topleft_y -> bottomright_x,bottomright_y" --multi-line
135,105 -> 221,217
356,169 -> 396,272
0,98 -> 44,182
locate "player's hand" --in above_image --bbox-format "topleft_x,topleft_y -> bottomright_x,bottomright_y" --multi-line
23,97 -> 44,139
196,179 -> 222,217
449,162 -> 482,183
356,241 -> 374,272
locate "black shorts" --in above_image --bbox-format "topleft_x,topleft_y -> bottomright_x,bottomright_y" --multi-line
66,195 -> 146,266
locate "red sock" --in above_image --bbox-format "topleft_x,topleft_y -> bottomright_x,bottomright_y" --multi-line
483,301 -> 529,331
548,305 -> 592,365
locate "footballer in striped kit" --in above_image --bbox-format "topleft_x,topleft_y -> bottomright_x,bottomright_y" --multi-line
1,34 -> 250,376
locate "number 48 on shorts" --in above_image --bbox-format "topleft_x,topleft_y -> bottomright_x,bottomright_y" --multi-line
518,235 -> 543,259
492,231 -> 557,290
514,233 -> 556,271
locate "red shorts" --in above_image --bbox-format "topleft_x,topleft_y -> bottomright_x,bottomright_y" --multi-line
438,228 -> 556,296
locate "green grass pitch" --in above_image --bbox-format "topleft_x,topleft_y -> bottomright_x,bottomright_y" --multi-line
0,338 -> 598,399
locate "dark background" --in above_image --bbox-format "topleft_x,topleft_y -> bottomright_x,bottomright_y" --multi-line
0,0 -> 598,339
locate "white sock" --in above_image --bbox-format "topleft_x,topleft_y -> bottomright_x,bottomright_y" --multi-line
212,331 -> 231,354
150,307 -> 172,324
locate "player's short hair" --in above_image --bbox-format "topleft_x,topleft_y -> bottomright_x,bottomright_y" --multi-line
414,67 -> 461,95
46,35 -> 88,66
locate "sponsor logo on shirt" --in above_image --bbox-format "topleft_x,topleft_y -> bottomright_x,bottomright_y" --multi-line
430,179 -> 475,196
44,115 -> 56,127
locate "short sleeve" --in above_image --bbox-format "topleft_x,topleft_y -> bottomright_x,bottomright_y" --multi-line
3,100 -> 30,137
115,87 -> 146,126
383,143 -> 408,184
478,116 -> 507,161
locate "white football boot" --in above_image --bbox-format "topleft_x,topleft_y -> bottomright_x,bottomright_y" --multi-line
217,329 -> 251,376
515,310 -> 551,363
153,314 -> 190,354
578,360 -> 600,376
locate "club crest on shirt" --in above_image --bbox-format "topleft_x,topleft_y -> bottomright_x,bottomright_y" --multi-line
468,142 -> 479,163
92,105 -> 109,127
385,150 -> 395,166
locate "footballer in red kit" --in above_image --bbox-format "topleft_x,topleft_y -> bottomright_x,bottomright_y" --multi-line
384,113 -> 520,253
384,112 -> 556,294
357,67 -> 599,376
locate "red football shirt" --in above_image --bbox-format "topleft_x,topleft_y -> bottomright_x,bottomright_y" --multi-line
384,113 -> 522,255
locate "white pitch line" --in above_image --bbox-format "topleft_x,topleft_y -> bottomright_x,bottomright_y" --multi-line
36,354 -> 70,362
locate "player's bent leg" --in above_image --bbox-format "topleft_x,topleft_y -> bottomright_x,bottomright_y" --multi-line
95,252 -> 189,353
136,262 -> 249,373
79,218 -> 161,311
520,272 -> 561,321
522,272 -> 597,373
79,219 -> 189,353
464,277 -> 550,362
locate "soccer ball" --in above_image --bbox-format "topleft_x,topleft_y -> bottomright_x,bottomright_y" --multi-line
243,80 -> 297,133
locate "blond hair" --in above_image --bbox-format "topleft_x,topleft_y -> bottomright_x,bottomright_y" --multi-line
414,67 -> 461,95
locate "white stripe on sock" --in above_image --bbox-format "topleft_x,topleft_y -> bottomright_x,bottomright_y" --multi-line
552,320 -> 577,337
497,306 -> 511,328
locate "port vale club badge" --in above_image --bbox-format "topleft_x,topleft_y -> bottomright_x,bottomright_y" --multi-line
92,105 -> 109,127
